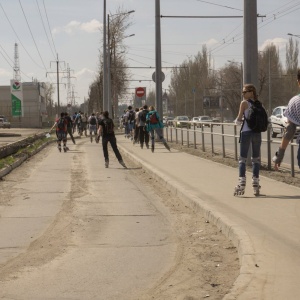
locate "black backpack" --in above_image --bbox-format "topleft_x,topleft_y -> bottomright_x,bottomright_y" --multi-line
57,117 -> 65,130
245,100 -> 269,133
128,111 -> 135,123
102,118 -> 114,134
140,110 -> 148,122
90,116 -> 97,125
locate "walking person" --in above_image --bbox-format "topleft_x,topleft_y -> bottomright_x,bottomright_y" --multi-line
273,69 -> 300,170
49,112 -> 68,153
64,112 -> 76,145
233,84 -> 263,196
99,111 -> 127,169
146,105 -> 170,153
137,105 -> 150,149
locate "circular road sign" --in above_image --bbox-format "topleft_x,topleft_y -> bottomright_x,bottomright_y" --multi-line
136,87 -> 145,98
152,71 -> 165,83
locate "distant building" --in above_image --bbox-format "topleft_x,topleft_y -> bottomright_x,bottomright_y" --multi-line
0,82 -> 47,128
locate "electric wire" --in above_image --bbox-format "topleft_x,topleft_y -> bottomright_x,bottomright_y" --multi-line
0,3 -> 44,70
18,0 -> 48,70
36,0 -> 56,60
42,0 -> 58,56
197,0 -> 243,12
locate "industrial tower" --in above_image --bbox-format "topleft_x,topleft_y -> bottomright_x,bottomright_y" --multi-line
13,43 -> 21,82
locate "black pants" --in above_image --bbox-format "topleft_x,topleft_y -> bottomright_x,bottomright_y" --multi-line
102,135 -> 122,162
134,126 -> 140,142
67,127 -> 76,144
139,126 -> 149,146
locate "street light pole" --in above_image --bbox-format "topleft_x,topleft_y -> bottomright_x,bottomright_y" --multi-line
155,0 -> 163,119
103,0 -> 108,112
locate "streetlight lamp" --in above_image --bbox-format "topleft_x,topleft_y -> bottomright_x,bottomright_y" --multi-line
288,33 -> 300,38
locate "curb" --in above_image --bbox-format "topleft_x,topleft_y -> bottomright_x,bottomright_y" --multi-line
0,139 -> 54,179
118,144 -> 256,299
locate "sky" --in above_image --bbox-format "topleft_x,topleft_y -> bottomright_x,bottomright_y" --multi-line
0,0 -> 300,107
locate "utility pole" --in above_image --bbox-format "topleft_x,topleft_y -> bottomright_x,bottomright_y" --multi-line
155,0 -> 163,119
244,0 -> 258,87
103,0 -> 108,112
47,54 -> 66,114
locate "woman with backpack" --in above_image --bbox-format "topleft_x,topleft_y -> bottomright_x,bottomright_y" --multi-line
146,105 -> 170,153
234,84 -> 262,196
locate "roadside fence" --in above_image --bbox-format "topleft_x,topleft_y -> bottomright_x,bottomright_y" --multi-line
164,121 -> 299,177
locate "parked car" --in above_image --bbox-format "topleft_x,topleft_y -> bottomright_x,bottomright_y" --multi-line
163,116 -> 174,127
172,116 -> 191,128
269,106 -> 300,138
212,118 -> 221,125
198,116 -> 213,127
0,117 -> 11,129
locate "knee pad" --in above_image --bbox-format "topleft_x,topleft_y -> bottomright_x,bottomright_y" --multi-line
238,156 -> 247,164
283,122 -> 296,140
251,157 -> 261,164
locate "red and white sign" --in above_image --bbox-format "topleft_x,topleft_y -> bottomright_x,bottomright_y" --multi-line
135,87 -> 145,98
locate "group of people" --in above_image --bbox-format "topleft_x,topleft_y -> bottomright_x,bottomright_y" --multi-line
49,110 -> 127,168
121,104 -> 170,153
234,69 -> 300,196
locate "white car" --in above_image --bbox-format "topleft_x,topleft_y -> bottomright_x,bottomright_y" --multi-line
0,117 -> 11,129
269,106 -> 300,138
198,116 -> 213,127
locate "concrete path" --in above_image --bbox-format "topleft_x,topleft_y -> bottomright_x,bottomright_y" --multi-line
117,136 -> 300,300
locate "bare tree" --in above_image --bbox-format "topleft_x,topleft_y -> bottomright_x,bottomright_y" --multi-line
87,7 -> 133,116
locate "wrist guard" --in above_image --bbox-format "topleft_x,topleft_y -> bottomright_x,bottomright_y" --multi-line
272,147 -> 285,164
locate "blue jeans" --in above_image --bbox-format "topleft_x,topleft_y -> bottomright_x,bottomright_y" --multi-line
239,131 -> 261,178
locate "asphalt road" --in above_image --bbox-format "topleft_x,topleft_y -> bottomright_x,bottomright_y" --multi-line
0,136 -> 178,299
0,128 -> 47,146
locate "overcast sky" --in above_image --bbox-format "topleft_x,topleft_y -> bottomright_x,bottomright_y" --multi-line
0,0 -> 299,106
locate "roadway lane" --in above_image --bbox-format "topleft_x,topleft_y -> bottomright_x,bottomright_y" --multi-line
0,137 -> 178,299
0,128 -> 47,146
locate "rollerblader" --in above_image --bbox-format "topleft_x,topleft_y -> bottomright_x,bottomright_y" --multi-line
88,113 -> 98,143
146,105 -> 170,153
99,111 -> 127,169
234,84 -> 264,196
49,112 -> 68,153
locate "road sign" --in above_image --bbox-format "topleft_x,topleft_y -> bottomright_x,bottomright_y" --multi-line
152,71 -> 165,83
135,87 -> 145,98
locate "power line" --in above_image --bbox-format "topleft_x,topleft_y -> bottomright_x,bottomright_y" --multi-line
18,0 -> 48,70
197,0 -> 243,12
36,0 -> 56,59
0,3 -> 44,69
42,0 -> 58,56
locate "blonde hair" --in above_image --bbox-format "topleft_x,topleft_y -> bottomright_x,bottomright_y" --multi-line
244,84 -> 258,100
149,105 -> 155,110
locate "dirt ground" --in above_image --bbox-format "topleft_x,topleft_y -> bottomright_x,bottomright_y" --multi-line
167,141 -> 300,188
128,163 -> 239,300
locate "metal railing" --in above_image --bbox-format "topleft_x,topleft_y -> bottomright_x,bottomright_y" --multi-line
164,121 -> 298,177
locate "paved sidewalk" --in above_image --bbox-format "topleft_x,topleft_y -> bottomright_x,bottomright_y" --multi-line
118,137 -> 300,300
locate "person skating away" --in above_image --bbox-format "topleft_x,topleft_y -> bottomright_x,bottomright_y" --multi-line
125,106 -> 135,140
234,84 -> 262,196
273,69 -> 300,170
49,112 -> 68,152
81,113 -> 88,137
133,107 -> 141,144
88,113 -> 98,143
99,111 -> 127,169
64,112 -> 76,145
146,105 -> 170,153
137,105 -> 150,149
